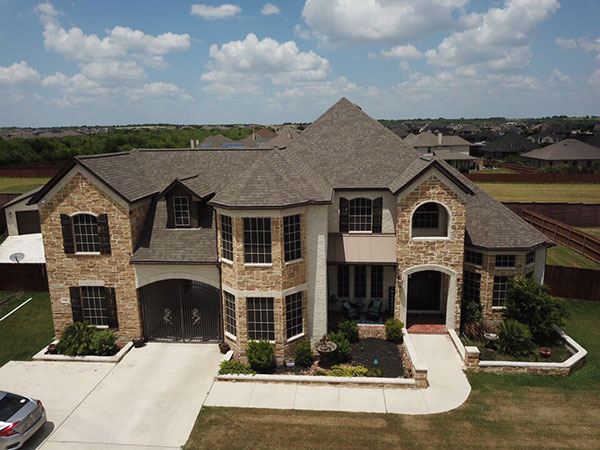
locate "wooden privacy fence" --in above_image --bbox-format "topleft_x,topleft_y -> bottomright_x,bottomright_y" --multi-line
0,263 -> 48,291
503,202 -> 600,227
496,161 -> 538,174
0,193 -> 22,207
544,265 -> 600,302
521,209 -> 600,263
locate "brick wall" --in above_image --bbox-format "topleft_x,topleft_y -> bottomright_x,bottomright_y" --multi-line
395,175 -> 467,330
218,212 -> 309,359
40,172 -> 145,340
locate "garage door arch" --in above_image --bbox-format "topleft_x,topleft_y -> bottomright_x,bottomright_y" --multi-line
139,279 -> 222,342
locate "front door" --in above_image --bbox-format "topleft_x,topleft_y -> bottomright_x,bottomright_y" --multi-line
407,271 -> 441,312
140,279 -> 221,342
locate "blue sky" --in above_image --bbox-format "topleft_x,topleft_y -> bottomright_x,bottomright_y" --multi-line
0,0 -> 599,126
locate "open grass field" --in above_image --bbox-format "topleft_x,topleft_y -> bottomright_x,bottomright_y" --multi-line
0,291 -> 54,367
475,182 -> 600,203
185,298 -> 600,449
547,243 -> 600,269
577,227 -> 600,240
0,176 -> 50,193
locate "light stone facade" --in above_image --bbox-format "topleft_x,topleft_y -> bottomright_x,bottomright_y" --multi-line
39,170 -> 150,340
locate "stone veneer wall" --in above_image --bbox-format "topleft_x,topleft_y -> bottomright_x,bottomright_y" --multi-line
218,212 -> 309,359
464,251 -> 536,321
395,175 -> 467,330
39,171 -> 148,340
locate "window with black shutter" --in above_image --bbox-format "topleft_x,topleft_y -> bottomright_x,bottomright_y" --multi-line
62,213 -> 110,254
69,286 -> 83,322
70,286 -> 118,327
97,214 -> 111,254
61,214 -> 75,254
373,197 -> 383,233
339,198 -> 349,232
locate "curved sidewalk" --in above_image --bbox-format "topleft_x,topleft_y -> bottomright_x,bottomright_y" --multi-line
205,334 -> 471,415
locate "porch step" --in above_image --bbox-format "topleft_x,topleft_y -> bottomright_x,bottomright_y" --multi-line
406,324 -> 448,335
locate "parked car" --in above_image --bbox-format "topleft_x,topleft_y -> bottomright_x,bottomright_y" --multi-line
0,390 -> 46,450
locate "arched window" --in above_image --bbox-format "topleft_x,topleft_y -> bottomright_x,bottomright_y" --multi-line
72,213 -> 100,252
412,202 -> 448,238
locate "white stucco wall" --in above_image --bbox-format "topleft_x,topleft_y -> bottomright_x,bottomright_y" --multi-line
4,199 -> 39,236
306,204 -> 328,344
327,190 -> 396,234
135,264 -> 220,289
533,246 -> 547,284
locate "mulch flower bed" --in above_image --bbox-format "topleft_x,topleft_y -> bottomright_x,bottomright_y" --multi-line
272,337 -> 406,378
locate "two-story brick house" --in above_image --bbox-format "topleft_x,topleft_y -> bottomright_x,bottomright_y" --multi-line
30,98 -> 552,359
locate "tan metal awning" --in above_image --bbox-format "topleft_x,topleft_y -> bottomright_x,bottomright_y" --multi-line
327,234 -> 397,264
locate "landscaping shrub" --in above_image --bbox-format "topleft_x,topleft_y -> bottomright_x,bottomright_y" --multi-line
294,341 -> 313,367
327,365 -> 369,377
338,320 -> 359,343
497,319 -> 534,356
90,329 -> 116,356
504,276 -> 568,343
385,318 -> 404,343
56,322 -> 96,356
462,320 -> 495,341
366,367 -> 383,378
327,331 -> 351,363
218,360 -> 256,375
461,297 -> 483,325
247,340 -> 275,373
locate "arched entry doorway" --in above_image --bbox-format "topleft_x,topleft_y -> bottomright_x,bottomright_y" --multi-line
139,279 -> 221,342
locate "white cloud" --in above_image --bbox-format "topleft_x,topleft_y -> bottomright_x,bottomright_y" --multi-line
127,82 -> 193,102
261,3 -> 280,15
81,61 -> 146,81
551,68 -> 573,84
294,24 -> 311,40
590,69 -> 600,90
42,72 -> 110,97
201,33 -> 330,94
190,4 -> 241,20
557,36 -> 600,62
379,45 -> 423,60
0,61 -> 41,85
426,0 -> 560,72
301,0 -> 467,47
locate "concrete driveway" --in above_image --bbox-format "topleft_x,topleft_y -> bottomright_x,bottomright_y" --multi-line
0,343 -> 223,450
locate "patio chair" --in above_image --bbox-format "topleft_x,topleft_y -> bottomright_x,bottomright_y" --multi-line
341,300 -> 359,320
367,299 -> 383,322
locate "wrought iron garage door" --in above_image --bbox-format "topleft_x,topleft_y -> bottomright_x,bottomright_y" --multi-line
140,279 -> 222,342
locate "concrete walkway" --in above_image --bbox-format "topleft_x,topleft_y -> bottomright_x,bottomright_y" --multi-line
205,334 -> 471,415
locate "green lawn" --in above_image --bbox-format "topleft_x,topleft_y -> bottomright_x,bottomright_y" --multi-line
547,243 -> 600,269
0,177 -> 50,193
476,182 -> 600,203
577,227 -> 600,240
185,298 -> 600,449
0,291 -> 54,367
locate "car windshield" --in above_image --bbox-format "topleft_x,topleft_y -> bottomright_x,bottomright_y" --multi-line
0,393 -> 28,421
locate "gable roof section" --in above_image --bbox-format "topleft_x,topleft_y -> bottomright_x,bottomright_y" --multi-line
285,97 -> 420,190
158,174 -> 214,200
522,139 -> 600,161
4,186 -> 42,208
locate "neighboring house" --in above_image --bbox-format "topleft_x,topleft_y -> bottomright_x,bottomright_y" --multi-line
521,138 -> 600,168
30,98 -> 551,359
454,124 -> 481,138
389,123 -> 411,139
481,133 -> 539,159
430,150 -> 480,172
404,132 -> 471,154
2,188 -> 42,237
529,130 -> 566,146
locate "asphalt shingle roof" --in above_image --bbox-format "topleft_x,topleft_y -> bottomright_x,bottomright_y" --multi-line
521,138 -> 600,161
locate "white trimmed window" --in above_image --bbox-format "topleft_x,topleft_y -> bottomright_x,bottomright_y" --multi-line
493,276 -> 511,308
221,215 -> 233,261
81,286 -> 108,326
349,198 -> 373,232
243,218 -> 272,264
247,297 -> 274,340
495,255 -> 515,268
286,292 -> 303,339
526,251 -> 536,265
284,214 -> 302,262
173,196 -> 190,227
224,292 -> 236,336
72,214 -> 100,252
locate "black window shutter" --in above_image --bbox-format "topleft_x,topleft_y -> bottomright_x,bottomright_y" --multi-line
373,197 -> 383,233
97,214 -> 111,254
61,214 -> 75,254
339,197 -> 349,233
104,287 -> 119,328
69,287 -> 83,322
166,197 -> 174,229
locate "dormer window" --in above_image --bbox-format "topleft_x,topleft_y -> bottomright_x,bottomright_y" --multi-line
173,196 -> 191,227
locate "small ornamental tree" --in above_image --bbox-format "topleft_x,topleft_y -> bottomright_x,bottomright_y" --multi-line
503,276 -> 568,343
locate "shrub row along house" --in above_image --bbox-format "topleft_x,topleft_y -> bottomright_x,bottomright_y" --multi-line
30,99 -> 552,359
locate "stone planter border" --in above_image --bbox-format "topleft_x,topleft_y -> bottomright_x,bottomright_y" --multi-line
450,326 -> 587,376
32,340 -> 133,363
